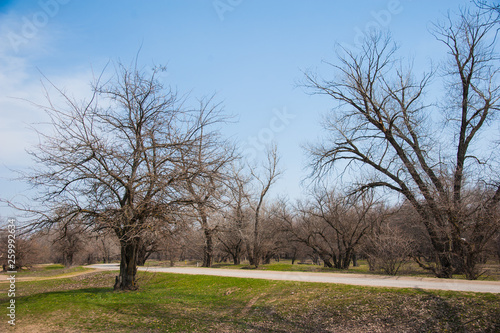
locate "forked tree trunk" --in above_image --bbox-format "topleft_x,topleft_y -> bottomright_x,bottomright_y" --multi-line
115,238 -> 139,290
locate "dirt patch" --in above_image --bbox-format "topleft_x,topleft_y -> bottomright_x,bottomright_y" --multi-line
240,295 -> 262,316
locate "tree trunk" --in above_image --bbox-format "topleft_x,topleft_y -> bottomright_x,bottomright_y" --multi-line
63,252 -> 73,267
246,242 -> 255,266
352,253 -> 358,267
319,253 -> 333,268
202,229 -> 213,267
263,253 -> 272,265
496,236 -> 500,264
253,249 -> 261,268
232,244 -> 241,265
341,249 -> 353,269
252,232 -> 261,268
116,238 -> 139,290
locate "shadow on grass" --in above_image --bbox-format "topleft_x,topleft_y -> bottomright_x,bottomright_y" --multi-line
6,284 -> 253,331
413,289 -> 500,332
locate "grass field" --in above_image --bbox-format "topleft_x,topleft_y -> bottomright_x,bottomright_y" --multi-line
0,265 -> 499,332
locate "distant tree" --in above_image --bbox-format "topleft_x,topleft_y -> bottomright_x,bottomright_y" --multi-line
363,222 -> 415,275
305,9 -> 500,278
218,167 -> 251,265
246,145 -> 281,268
0,229 -> 41,270
282,190 -> 381,269
52,223 -> 85,267
135,226 -> 161,267
175,102 -> 236,267
92,229 -> 119,264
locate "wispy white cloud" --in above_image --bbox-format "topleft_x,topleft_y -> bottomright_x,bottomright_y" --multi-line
0,0 -> 71,56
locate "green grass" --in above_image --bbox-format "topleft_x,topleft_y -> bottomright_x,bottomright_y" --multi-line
0,269 -> 499,332
43,264 -> 65,270
0,264 -> 91,279
212,259 -> 422,275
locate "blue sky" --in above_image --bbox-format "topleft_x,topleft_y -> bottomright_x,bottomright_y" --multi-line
0,0 -> 475,219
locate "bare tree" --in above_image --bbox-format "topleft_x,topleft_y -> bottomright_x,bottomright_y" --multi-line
246,145 -> 281,268
217,166 -> 251,265
91,229 -> 119,264
363,222 -> 415,275
0,229 -> 42,270
474,0 -> 500,17
52,222 -> 85,267
175,102 -> 236,267
12,61 -> 224,289
283,190 -> 380,269
305,9 -> 500,278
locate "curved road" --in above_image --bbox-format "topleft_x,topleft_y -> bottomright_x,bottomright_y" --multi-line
89,264 -> 500,294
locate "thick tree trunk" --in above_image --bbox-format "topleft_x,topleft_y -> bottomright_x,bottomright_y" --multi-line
246,242 -> 255,266
116,238 -> 139,290
63,253 -> 73,267
436,254 -> 454,279
252,232 -> 261,268
496,236 -> 500,264
263,253 -> 272,265
253,249 -> 261,268
202,228 -> 213,267
232,244 -> 241,265
340,249 -> 353,269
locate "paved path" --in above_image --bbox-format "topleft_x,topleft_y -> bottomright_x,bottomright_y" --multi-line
89,264 -> 500,294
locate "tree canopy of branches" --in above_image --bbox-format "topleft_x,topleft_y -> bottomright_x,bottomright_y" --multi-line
306,9 -> 500,279
19,62 -> 225,289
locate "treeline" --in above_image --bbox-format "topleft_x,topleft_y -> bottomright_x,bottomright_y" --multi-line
2,189 -> 499,280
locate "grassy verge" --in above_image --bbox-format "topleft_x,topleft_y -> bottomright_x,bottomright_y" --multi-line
0,270 -> 498,332
0,264 -> 92,280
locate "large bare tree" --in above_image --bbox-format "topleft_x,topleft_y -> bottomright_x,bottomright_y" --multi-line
15,62 -> 223,289
306,9 -> 500,278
